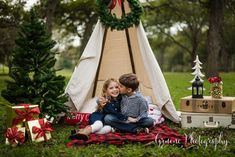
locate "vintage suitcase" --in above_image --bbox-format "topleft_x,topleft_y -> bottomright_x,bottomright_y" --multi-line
180,111 -> 235,129
180,96 -> 235,114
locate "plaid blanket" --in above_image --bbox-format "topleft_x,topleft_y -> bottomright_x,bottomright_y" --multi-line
66,123 -> 188,147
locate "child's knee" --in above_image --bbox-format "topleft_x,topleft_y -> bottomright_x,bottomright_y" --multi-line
104,115 -> 115,124
95,120 -> 103,128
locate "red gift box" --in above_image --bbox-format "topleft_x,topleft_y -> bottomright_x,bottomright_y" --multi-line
6,103 -> 40,127
5,127 -> 25,146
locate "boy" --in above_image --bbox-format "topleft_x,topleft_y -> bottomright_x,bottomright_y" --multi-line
103,73 -> 154,133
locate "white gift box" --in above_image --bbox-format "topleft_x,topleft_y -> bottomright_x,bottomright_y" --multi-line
27,118 -> 53,142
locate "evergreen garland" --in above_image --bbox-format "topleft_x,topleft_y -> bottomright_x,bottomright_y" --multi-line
96,0 -> 143,30
2,9 -> 68,118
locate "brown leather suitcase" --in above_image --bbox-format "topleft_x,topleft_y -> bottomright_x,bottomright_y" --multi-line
180,96 -> 235,114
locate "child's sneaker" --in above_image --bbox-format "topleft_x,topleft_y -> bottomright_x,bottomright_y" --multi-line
136,127 -> 149,134
111,127 -> 116,133
144,127 -> 150,134
70,129 -> 78,135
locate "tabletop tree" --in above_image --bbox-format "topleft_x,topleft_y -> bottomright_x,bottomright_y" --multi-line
188,55 -> 205,90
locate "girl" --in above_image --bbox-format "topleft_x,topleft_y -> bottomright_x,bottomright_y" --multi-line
69,78 -> 126,140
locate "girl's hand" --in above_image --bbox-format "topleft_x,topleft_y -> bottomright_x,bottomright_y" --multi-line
99,96 -> 108,107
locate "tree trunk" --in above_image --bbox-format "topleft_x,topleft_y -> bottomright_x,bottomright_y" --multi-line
206,0 -> 225,77
220,49 -> 229,72
45,0 -> 60,33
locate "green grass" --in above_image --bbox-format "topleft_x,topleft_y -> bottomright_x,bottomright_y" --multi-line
0,71 -> 235,157
164,72 -> 235,110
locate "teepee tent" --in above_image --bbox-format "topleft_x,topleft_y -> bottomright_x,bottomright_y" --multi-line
65,0 -> 180,123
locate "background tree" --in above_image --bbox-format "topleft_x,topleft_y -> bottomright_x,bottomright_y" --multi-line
144,0 -> 207,68
0,0 -> 25,67
54,0 -> 98,54
222,0 -> 235,71
1,9 -> 68,118
206,0 -> 226,77
1,0 -> 235,73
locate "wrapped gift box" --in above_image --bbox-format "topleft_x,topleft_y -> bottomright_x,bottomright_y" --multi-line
27,118 -> 53,142
5,127 -> 25,146
6,104 -> 40,127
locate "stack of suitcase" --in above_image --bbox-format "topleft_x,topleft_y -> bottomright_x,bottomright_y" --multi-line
180,96 -> 235,129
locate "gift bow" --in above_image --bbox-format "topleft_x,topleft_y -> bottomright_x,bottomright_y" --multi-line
12,104 -> 40,126
108,0 -> 122,10
5,127 -> 25,145
32,119 -> 53,141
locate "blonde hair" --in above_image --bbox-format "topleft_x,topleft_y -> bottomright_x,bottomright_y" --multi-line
101,78 -> 118,98
97,78 -> 118,111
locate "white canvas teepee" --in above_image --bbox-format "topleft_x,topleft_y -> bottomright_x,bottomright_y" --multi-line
65,1 -> 180,123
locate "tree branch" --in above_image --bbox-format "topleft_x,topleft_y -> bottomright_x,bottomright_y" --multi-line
158,27 -> 192,54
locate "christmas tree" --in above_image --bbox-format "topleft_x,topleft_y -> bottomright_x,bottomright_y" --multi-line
2,9 -> 68,118
188,55 -> 205,90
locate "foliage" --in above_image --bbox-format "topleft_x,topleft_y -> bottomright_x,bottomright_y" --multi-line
96,0 -> 143,30
0,71 -> 235,156
1,9 -> 68,118
144,0 -> 208,68
54,0 -> 98,52
0,0 -> 25,65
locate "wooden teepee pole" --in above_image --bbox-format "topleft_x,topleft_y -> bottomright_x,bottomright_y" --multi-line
92,27 -> 108,97
121,1 -> 136,74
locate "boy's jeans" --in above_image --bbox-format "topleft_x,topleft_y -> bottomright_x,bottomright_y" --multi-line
104,114 -> 154,133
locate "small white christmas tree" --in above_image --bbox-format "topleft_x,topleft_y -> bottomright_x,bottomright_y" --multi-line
188,55 -> 205,90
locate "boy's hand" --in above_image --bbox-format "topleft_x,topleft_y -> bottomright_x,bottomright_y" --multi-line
127,117 -> 138,123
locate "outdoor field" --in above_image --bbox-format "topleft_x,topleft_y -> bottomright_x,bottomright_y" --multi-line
1,0 -> 235,156
1,70 -> 235,157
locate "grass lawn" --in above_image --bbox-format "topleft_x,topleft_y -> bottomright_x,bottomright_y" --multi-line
0,71 -> 235,157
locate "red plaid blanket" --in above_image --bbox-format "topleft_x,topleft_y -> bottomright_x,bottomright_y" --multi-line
66,123 -> 188,147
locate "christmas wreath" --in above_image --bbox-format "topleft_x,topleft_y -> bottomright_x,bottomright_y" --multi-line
96,0 -> 143,30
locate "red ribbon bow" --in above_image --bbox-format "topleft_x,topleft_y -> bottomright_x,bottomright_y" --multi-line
5,127 -> 25,145
32,119 -> 53,141
108,0 -> 122,10
12,104 -> 40,126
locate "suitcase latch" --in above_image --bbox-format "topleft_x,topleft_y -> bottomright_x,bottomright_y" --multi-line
187,116 -> 192,123
222,102 -> 226,108
209,117 -> 213,122
232,112 -> 235,124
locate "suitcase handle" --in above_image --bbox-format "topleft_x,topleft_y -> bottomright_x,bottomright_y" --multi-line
203,121 -> 219,128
